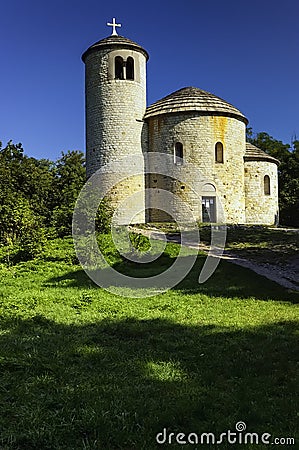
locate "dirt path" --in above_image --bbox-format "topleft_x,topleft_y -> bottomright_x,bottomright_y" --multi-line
130,227 -> 299,292
212,249 -> 299,292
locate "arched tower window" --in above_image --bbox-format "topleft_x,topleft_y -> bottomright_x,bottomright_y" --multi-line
126,57 -> 134,80
264,175 -> 270,195
215,142 -> 224,163
174,142 -> 183,164
115,56 -> 124,79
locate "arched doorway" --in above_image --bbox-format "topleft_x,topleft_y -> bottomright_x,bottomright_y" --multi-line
201,183 -> 216,223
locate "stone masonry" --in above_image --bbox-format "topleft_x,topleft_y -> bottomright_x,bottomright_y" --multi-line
82,32 -> 279,225
82,37 -> 148,224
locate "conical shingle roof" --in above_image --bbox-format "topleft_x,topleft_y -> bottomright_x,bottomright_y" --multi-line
245,142 -> 279,165
82,35 -> 149,62
144,87 -> 248,123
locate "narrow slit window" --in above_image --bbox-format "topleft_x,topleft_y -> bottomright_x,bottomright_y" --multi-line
174,142 -> 183,164
126,57 -> 134,80
215,142 -> 224,163
115,56 -> 124,79
264,175 -> 270,195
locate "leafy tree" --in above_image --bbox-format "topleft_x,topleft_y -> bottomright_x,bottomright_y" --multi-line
246,130 -> 291,160
54,150 -> 85,203
0,141 -> 55,232
0,195 -> 33,244
51,150 -> 86,236
0,142 -> 37,244
18,225 -> 47,260
18,157 -> 56,225
0,142 -> 86,259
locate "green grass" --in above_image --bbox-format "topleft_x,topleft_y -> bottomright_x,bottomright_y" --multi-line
0,236 -> 298,449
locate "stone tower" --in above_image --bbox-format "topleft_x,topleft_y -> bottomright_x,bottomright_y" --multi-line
82,21 -> 149,224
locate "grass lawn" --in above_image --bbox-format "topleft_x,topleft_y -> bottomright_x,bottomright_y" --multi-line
0,235 -> 298,449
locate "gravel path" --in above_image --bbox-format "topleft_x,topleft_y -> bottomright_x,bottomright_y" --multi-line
210,249 -> 299,292
130,227 -> 299,292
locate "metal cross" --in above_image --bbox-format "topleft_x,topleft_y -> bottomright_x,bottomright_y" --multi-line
107,18 -> 121,36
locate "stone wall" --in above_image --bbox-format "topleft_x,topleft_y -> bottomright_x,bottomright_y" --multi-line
84,46 -> 147,223
145,112 -> 247,223
244,159 -> 279,225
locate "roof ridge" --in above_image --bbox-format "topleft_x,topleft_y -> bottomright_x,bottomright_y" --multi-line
144,86 -> 248,123
245,142 -> 280,164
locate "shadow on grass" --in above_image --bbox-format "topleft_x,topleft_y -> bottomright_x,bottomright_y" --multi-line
0,316 -> 297,449
45,254 -> 299,304
197,227 -> 299,265
194,226 -> 299,246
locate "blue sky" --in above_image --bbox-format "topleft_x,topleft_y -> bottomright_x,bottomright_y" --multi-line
1,0 -> 298,160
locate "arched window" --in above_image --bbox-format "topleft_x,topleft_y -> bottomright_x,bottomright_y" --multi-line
115,56 -> 124,79
174,142 -> 183,164
264,175 -> 270,195
126,57 -> 134,80
215,142 -> 224,163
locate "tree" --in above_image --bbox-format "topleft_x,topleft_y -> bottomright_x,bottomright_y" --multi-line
0,142 -> 88,259
0,142 -> 38,244
0,141 -> 55,230
51,150 -> 86,236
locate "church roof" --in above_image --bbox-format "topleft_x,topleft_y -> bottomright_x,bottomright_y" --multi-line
82,35 -> 149,62
245,142 -> 280,165
144,87 -> 248,123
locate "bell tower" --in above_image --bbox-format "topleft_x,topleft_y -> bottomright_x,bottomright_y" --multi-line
82,19 -> 149,223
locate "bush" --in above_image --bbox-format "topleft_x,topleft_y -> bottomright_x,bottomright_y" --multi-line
18,226 -> 47,260
95,198 -> 113,234
129,232 -> 151,253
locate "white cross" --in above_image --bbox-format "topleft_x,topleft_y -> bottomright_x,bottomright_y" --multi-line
107,18 -> 121,36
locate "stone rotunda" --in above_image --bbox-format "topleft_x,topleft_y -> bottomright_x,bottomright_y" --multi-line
82,21 -> 279,225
